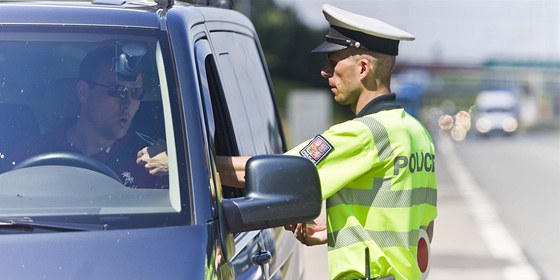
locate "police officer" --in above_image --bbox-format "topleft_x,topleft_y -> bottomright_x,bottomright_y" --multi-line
216,4 -> 437,279
278,4 -> 438,280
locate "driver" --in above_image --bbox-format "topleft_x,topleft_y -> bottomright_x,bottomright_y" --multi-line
11,46 -> 165,189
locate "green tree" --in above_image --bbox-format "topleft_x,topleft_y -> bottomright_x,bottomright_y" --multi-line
248,0 -> 325,85
243,0 -> 328,112
180,0 -> 336,114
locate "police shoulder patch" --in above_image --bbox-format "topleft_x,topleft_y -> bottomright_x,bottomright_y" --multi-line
299,135 -> 334,165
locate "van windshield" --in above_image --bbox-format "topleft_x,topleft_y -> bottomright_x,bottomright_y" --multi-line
0,27 -> 186,228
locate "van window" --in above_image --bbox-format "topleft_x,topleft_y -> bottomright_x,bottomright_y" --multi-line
0,26 -> 188,228
200,31 -> 284,198
210,31 -> 284,155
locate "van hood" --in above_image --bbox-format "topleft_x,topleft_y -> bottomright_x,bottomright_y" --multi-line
0,226 -> 212,279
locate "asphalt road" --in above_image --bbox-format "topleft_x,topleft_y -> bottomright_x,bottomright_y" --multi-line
451,131 -> 559,279
300,130 -> 559,280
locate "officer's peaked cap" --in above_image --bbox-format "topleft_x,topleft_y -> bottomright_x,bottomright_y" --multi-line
312,4 -> 415,55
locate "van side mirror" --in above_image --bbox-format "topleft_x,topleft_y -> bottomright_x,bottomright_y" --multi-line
222,155 -> 322,233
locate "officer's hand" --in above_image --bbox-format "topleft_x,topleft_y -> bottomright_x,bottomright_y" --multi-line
286,218 -> 327,246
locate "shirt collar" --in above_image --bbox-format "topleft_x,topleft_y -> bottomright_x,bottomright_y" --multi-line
356,93 -> 401,118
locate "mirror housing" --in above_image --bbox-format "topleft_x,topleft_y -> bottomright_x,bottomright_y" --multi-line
222,155 -> 322,233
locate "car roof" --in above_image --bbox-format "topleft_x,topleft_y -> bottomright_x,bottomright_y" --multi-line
0,0 -> 249,30
0,0 -> 184,28
0,0 -> 167,11
476,90 -> 517,108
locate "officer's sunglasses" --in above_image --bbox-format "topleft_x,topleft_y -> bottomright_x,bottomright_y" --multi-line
84,80 -> 144,100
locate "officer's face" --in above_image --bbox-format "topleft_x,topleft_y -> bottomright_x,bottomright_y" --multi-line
321,49 -> 362,106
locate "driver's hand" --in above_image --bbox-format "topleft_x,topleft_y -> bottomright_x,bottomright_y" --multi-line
136,139 -> 168,175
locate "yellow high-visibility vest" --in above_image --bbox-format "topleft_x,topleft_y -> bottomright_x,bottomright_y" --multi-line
287,94 -> 437,280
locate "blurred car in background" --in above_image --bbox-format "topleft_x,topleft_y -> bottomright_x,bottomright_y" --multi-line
474,90 -> 519,136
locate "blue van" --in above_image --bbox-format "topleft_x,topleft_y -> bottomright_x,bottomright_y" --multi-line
0,1 -> 322,279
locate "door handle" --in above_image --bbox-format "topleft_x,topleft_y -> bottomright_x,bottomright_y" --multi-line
252,250 -> 272,265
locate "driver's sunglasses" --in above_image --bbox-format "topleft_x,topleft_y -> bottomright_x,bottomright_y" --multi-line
84,80 -> 144,100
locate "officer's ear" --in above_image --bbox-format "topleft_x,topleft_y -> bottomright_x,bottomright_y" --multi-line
357,57 -> 372,80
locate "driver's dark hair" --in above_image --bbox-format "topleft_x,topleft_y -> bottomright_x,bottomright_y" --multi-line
78,46 -> 114,81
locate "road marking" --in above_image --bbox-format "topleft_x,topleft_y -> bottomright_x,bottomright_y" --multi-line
438,136 -> 540,279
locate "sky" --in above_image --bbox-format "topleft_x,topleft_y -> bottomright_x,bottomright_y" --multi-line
273,0 -> 560,65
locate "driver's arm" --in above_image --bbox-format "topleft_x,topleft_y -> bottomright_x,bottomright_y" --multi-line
215,156 -> 250,188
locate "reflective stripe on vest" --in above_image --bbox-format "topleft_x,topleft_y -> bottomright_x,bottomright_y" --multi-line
327,226 -> 430,250
356,117 -> 393,161
326,178 -> 437,209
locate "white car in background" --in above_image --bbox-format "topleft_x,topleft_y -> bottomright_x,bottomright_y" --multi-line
474,90 -> 519,136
